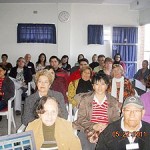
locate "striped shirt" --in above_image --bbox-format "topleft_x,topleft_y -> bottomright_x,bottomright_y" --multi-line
91,95 -> 109,124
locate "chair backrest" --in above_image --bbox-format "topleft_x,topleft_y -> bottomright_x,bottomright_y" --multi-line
0,90 -> 16,114
0,89 -> 16,134
8,89 -> 16,114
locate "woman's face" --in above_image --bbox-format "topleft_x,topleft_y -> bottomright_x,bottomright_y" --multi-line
113,67 -> 122,78
78,54 -> 84,60
39,99 -> 58,126
40,55 -> 46,62
93,79 -> 108,95
142,61 -> 148,69
17,58 -> 25,68
81,69 -> 91,81
0,67 -> 6,78
115,55 -> 120,62
62,58 -> 68,64
37,75 -> 50,93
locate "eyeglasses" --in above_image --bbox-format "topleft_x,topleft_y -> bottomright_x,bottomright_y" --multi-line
124,109 -> 142,113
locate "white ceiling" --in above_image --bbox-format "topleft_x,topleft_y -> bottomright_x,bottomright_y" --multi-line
0,0 -> 149,10
0,0 -> 134,4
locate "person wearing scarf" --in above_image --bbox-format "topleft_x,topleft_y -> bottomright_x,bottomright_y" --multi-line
108,64 -> 135,108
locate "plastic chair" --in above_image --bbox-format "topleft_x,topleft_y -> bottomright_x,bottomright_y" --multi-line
0,90 -> 16,134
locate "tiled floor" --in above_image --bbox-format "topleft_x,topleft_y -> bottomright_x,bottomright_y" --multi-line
0,112 -> 22,136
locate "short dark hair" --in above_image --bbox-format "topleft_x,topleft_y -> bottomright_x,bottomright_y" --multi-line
92,72 -> 109,85
1,54 -> 8,58
98,54 -> 105,59
79,58 -> 89,64
49,56 -> 60,63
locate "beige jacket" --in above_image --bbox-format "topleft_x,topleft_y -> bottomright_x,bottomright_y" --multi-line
26,117 -> 82,150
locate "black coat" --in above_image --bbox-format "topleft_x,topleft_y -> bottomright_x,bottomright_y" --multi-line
9,66 -> 32,85
27,61 -> 35,75
96,118 -> 150,150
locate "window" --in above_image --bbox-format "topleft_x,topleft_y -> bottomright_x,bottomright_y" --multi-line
112,27 -> 138,79
88,25 -> 104,45
17,24 -> 56,44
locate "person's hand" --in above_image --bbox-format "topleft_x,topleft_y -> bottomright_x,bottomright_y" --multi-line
88,131 -> 99,143
85,129 -> 99,143
0,92 -> 2,96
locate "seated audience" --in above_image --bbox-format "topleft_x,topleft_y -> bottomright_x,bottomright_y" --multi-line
113,53 -> 126,71
133,60 -> 150,95
95,96 -> 150,150
60,55 -> 71,73
68,66 -> 93,108
24,54 -> 35,75
0,54 -> 12,72
69,58 -> 89,83
9,57 -> 32,115
45,66 -> 68,104
73,73 -> 120,150
140,91 -> 150,123
93,54 -> 105,73
26,96 -> 81,150
22,69 -> 68,126
107,64 -> 135,108
35,53 -> 48,72
0,65 -> 15,121
89,54 -> 99,70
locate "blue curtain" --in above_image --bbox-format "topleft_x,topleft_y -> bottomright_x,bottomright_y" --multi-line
113,27 -> 138,43
88,25 -> 104,45
112,27 -> 138,79
17,24 -> 56,44
112,45 -> 137,78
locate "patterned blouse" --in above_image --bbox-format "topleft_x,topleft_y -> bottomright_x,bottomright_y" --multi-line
107,78 -> 135,102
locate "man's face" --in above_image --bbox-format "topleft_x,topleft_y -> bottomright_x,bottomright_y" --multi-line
25,54 -> 31,62
79,61 -> 88,70
1,56 -> 7,62
39,99 -> 58,126
122,105 -> 145,131
50,58 -> 59,70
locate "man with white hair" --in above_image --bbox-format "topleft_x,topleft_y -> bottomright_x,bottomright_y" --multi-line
96,96 -> 150,150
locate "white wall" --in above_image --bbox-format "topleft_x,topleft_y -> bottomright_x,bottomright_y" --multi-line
70,4 -> 139,64
139,8 -> 150,25
0,3 -> 139,66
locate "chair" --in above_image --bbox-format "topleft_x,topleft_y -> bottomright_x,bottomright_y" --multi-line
0,90 -> 16,134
